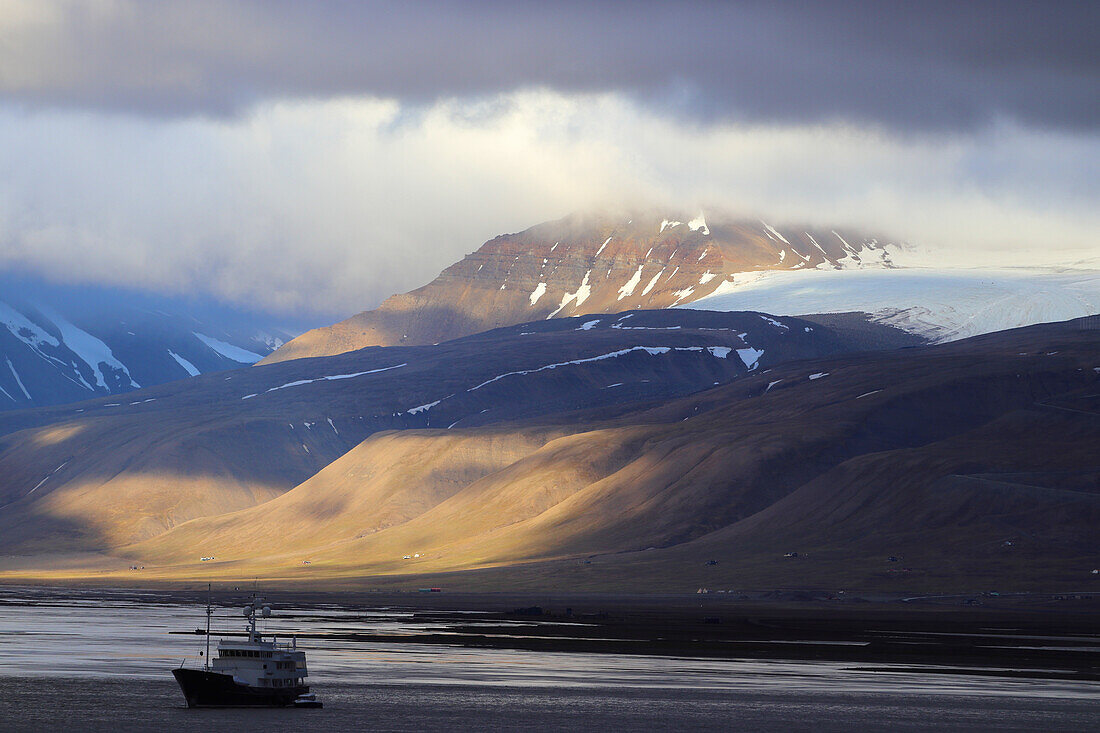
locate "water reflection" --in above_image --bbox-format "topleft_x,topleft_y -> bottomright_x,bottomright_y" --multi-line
0,589 -> 1096,704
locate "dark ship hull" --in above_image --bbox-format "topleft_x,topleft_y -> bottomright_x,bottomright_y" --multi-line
172,668 -> 309,708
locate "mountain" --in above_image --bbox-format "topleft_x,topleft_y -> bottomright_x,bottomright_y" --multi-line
0,276 -> 308,411
684,267 -> 1100,343
1,312 -> 1096,592
265,212 -> 1100,366
125,316 -> 1100,592
0,309 -> 915,556
262,212 -> 901,364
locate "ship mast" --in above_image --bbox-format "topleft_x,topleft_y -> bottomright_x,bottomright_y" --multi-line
243,594 -> 270,642
204,582 -> 212,672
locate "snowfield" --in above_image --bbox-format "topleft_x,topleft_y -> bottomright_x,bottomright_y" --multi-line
193,332 -> 264,363
242,363 -> 407,399
682,268 -> 1100,342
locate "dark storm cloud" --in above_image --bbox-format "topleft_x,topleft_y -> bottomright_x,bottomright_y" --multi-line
2,0 -> 1096,131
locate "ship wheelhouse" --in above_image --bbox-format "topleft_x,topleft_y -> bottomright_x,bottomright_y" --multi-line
212,637 -> 309,689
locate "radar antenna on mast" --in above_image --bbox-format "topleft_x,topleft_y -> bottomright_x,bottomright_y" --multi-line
242,593 -> 273,642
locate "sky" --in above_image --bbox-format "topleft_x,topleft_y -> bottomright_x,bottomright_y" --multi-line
0,0 -> 1096,318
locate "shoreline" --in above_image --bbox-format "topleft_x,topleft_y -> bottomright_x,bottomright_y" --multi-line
5,584 -> 1095,683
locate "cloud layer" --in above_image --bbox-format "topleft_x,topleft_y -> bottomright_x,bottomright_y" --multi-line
1,91 -> 1095,316
0,3 -> 1095,317
2,0 -> 1096,131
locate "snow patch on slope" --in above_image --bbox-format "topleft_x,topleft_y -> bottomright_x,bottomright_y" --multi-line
762,222 -> 790,245
469,345 -> 732,392
672,286 -> 695,305
641,269 -> 665,296
41,307 -> 139,389
168,350 -> 201,377
548,270 -> 593,318
736,347 -> 764,370
759,315 -> 789,330
618,266 -> 644,300
242,363 -> 406,399
194,332 -> 264,363
0,303 -> 59,349
6,358 -> 31,399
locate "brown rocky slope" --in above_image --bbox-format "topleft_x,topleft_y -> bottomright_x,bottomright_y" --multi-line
262,212 -> 899,364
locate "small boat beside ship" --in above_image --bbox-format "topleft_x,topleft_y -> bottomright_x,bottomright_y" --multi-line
172,589 -> 322,708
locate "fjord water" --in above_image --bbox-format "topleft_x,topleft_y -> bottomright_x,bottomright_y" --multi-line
0,589 -> 1096,732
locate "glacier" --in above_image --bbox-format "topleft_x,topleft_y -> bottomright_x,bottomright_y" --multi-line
683,267 -> 1100,342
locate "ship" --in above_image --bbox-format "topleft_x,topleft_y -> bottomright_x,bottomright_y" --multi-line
172,587 -> 322,708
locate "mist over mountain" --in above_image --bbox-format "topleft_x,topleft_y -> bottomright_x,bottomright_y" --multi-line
266,211 -> 1099,364
264,212 -> 903,364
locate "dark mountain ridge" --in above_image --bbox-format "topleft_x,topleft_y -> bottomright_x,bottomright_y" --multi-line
0,309 -> 906,553
0,313 -> 1096,593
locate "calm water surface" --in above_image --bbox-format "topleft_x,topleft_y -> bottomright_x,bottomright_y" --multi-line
0,588 -> 1097,731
